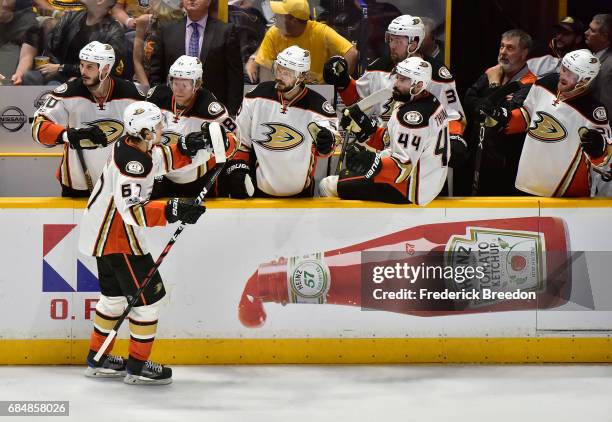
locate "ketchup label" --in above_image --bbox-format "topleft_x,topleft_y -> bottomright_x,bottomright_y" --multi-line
287,253 -> 331,304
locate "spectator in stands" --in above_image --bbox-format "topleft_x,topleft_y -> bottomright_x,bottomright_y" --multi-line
11,0 -> 126,85
228,0 -> 267,77
461,29 -> 536,196
149,0 -> 243,115
133,0 -> 183,88
527,16 -> 585,78
421,16 -> 442,60
0,0 -> 38,48
585,14 -> 612,118
245,0 -> 358,84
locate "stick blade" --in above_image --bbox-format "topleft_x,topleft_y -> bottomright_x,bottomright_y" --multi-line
208,122 -> 227,164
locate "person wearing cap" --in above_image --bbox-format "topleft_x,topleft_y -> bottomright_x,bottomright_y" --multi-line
479,49 -> 611,197
11,0 -> 125,85
527,16 -> 585,78
149,0 -> 243,116
245,0 -> 358,84
31,41 -> 147,197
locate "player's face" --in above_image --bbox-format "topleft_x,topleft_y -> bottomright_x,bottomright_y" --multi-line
273,64 -> 298,92
80,60 -> 101,87
558,66 -> 579,93
498,36 -> 528,74
170,77 -> 196,105
387,35 -> 409,63
274,14 -> 303,37
392,74 -> 413,100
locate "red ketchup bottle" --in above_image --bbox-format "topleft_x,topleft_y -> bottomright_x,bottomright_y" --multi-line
238,217 -> 569,327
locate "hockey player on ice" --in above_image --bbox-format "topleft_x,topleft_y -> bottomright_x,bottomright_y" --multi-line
79,102 -> 217,384
32,41 -> 146,197
479,49 -> 612,197
231,45 -> 339,197
319,57 -> 449,205
323,15 -> 468,166
146,55 -> 247,198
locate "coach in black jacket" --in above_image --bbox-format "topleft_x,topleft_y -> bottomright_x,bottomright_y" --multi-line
149,0 -> 243,116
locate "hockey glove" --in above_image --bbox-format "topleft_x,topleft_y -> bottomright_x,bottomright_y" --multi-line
221,161 -> 255,199
340,105 -> 377,143
65,126 -> 107,149
579,127 -> 606,159
178,123 -> 222,157
449,134 -> 469,168
478,103 -> 510,130
312,125 -> 335,155
165,198 -> 206,224
346,143 -> 379,176
323,56 -> 351,90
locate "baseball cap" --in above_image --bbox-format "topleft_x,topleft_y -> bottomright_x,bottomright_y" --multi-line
270,0 -> 310,21
553,16 -> 585,34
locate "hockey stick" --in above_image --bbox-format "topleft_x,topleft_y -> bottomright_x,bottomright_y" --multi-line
93,123 -> 227,362
335,87 -> 392,175
76,149 -> 94,192
471,81 -> 521,195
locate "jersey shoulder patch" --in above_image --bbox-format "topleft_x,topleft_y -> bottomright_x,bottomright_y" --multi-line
397,95 -> 440,128
52,79 -> 89,98
244,81 -> 277,101
426,56 -> 454,82
296,89 -> 337,117
569,94 -> 609,124
112,78 -> 146,101
193,88 -> 228,118
113,138 -> 153,177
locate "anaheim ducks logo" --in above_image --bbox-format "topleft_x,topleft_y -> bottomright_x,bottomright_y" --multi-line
161,131 -> 182,146
86,119 -> 124,143
256,123 -> 304,151
528,111 -> 567,142
381,98 -> 394,121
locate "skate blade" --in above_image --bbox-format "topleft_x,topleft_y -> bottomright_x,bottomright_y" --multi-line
85,367 -> 126,378
123,374 -> 172,385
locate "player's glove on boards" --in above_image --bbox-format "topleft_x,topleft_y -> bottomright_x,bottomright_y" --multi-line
165,198 -> 206,224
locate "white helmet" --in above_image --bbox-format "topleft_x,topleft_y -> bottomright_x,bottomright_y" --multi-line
395,57 -> 432,99
124,101 -> 164,140
386,15 -> 425,56
79,41 -> 115,81
561,49 -> 600,88
274,45 -> 311,76
168,55 -> 203,84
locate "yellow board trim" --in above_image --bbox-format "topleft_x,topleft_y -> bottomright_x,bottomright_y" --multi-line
445,0 -> 452,68
1,338 -> 610,364
1,197 -> 612,209
0,153 -> 62,158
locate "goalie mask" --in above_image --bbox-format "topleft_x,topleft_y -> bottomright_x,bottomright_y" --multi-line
560,49 -> 600,92
385,15 -> 425,58
392,57 -> 432,102
79,41 -> 115,82
273,45 -> 311,94
168,55 -> 204,94
124,101 -> 165,149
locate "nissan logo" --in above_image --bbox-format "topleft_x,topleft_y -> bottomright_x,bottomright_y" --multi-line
0,107 -> 28,132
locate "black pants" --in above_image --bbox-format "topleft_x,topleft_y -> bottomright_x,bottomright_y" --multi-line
96,253 -> 166,307
150,171 -> 219,199
337,169 -> 408,204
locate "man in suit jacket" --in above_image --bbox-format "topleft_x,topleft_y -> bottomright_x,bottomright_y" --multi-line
585,14 -> 612,115
149,0 -> 243,115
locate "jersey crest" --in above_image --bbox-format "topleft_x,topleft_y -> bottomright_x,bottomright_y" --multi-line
86,119 -> 124,143
256,123 -> 305,151
528,111 -> 567,142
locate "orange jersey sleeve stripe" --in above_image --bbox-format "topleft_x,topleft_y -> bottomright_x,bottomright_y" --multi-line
367,127 -> 387,151
338,79 -> 360,106
33,117 -> 65,146
169,143 -> 191,170
449,119 -> 465,136
506,108 -> 529,134
141,201 -> 167,227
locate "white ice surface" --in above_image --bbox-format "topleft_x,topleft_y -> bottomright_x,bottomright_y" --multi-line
0,365 -> 611,422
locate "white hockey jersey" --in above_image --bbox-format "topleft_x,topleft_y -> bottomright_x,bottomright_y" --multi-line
79,138 -> 211,257
375,93 -> 450,205
236,82 -> 338,196
341,55 -> 464,130
511,73 -> 612,197
32,77 -> 145,190
146,85 -> 239,184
